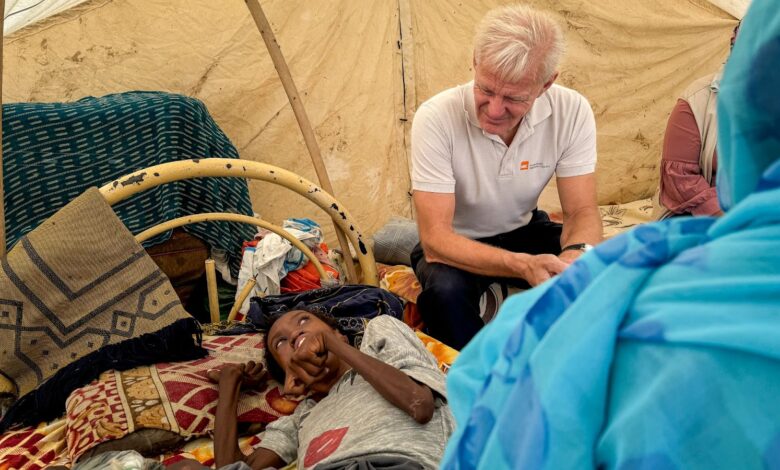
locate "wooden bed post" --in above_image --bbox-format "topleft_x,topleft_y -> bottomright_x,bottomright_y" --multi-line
0,0 -> 6,257
244,0 -> 359,283
0,0 -> 11,397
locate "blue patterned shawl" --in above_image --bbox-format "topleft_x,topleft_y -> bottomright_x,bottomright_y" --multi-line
442,2 -> 780,469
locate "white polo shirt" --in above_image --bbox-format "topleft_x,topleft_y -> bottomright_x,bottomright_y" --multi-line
411,81 -> 597,239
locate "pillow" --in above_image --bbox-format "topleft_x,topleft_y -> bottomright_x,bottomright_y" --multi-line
65,334 -> 300,463
247,285 -> 405,343
0,188 -> 206,431
371,217 -> 419,266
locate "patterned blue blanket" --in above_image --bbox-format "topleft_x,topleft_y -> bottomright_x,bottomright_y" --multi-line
2,91 -> 255,276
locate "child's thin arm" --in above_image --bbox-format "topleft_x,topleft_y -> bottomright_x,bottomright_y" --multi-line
213,367 -> 245,467
213,366 -> 285,469
246,448 -> 287,470
326,335 -> 435,424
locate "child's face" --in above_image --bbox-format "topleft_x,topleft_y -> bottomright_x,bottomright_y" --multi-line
267,310 -> 345,395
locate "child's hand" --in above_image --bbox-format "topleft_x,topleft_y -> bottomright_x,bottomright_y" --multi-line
241,360 -> 267,388
283,330 -> 337,394
291,330 -> 328,373
207,361 -> 267,388
207,363 -> 241,383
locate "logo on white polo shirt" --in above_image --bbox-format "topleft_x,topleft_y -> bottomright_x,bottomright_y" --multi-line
520,161 -> 550,171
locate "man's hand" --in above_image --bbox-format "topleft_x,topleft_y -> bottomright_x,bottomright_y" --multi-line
558,249 -> 583,265
509,253 -> 569,286
414,191 -> 585,282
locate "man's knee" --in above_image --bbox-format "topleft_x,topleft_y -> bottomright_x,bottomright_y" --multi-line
424,273 -> 470,299
415,260 -> 475,293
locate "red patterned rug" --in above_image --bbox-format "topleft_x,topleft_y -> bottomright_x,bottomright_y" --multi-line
65,334 -> 298,461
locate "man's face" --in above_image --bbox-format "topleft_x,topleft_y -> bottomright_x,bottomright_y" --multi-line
473,63 -> 551,144
268,310 -> 343,395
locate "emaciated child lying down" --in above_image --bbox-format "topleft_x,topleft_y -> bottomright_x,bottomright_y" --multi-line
183,309 -> 454,470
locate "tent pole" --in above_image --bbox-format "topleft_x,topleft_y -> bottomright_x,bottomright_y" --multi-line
244,0 -> 359,283
0,0 -> 5,257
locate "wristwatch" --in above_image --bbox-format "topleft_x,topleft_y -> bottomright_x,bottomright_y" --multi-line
560,243 -> 593,253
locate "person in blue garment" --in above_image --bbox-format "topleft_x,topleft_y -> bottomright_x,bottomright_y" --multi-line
441,2 -> 780,469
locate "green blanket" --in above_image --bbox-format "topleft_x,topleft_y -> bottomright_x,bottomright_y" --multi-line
2,91 -> 255,276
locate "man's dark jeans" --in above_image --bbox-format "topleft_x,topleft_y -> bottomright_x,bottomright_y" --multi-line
410,209 -> 562,350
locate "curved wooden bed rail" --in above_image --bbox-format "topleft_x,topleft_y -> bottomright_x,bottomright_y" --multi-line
134,212 -> 330,282
98,158 -> 378,286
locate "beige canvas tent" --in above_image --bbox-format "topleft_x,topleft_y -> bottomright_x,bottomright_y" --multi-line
2,0 -> 746,244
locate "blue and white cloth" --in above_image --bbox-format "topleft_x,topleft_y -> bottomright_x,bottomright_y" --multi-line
282,217 -> 325,272
442,2 -> 780,469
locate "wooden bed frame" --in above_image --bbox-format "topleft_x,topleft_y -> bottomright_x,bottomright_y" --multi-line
103,158 -> 379,323
101,157 -> 378,287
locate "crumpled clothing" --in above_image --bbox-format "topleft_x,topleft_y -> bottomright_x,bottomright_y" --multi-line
314,455 -> 425,470
282,218 -> 324,272
233,236 -> 291,314
281,256 -> 341,293
234,218 -> 328,314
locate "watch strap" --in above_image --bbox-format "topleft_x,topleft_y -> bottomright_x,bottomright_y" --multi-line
561,243 -> 592,253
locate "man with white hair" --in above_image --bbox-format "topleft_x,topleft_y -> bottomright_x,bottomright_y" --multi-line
410,4 -> 602,349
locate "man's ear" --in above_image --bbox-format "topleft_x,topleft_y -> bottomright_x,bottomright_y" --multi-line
540,71 -> 559,95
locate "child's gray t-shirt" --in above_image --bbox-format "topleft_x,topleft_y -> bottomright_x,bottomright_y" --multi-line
258,315 -> 454,470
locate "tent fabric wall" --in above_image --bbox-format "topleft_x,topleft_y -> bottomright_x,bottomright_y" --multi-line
707,0 -> 750,18
2,0 -> 739,242
3,0 -> 412,243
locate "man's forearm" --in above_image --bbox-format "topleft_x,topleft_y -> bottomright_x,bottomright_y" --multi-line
422,230 -> 531,278
560,206 -> 603,249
